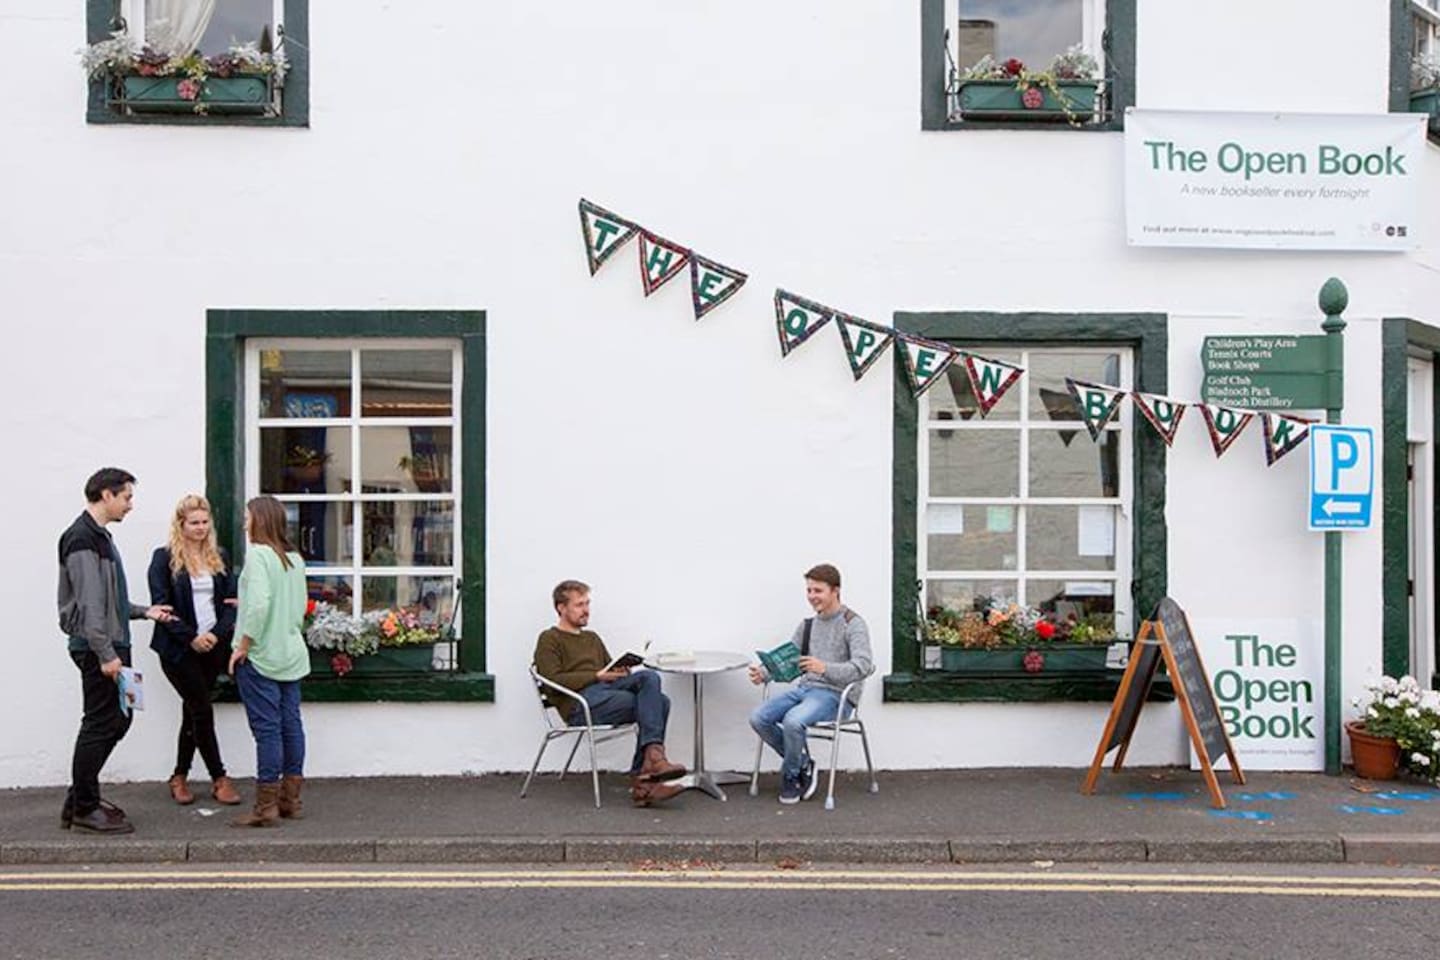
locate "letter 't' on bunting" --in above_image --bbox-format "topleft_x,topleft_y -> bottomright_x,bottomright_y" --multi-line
1198,403 -> 1255,457
898,334 -> 958,398
578,199 -> 638,276
835,313 -> 895,381
689,254 -> 748,320
774,289 -> 834,357
961,353 -> 1025,416
1131,392 -> 1188,447
1261,412 -> 1314,466
638,232 -> 691,296
1064,378 -> 1127,442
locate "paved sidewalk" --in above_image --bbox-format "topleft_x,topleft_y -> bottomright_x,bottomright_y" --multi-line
3,768 -> 1438,866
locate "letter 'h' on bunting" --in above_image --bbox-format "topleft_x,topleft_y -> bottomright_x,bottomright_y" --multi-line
1261,412 -> 1313,466
962,353 -> 1025,416
898,335 -> 957,397
1065,378 -> 1127,441
638,232 -> 691,296
578,199 -> 639,276
774,289 -> 835,357
1132,392 -> 1187,447
1199,403 -> 1255,457
836,313 -> 895,381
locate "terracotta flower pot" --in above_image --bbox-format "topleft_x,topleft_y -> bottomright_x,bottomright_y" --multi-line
1345,720 -> 1400,780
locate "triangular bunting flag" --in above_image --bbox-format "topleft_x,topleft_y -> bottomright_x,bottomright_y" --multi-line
1261,412 -> 1314,466
962,353 -> 1025,416
1199,403 -> 1255,457
835,313 -> 895,381
774,289 -> 834,357
689,254 -> 748,320
1131,392 -> 1188,447
578,199 -> 638,276
638,232 -> 691,296
1064,378 -> 1127,441
897,334 -> 958,398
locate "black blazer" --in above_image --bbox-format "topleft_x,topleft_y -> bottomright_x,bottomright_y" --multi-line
147,546 -> 238,665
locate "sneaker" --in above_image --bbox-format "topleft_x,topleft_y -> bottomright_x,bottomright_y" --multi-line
779,774 -> 802,805
801,758 -> 820,801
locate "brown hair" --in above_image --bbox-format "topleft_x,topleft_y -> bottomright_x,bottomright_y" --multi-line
168,494 -> 226,577
246,495 -> 297,571
804,564 -> 841,589
552,579 -> 590,612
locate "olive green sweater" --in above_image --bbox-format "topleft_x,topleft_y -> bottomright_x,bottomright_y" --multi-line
533,627 -> 611,710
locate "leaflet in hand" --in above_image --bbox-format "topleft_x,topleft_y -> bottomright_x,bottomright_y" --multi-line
603,639 -> 652,673
117,667 -> 146,716
756,641 -> 802,683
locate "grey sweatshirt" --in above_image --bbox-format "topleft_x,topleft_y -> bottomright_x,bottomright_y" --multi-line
786,605 -> 874,704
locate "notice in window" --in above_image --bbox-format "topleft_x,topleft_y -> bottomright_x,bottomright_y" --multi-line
926,503 -> 965,535
1077,505 -> 1114,557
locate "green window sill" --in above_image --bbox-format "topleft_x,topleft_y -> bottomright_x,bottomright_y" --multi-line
215,672 -> 494,703
882,671 -> 1175,704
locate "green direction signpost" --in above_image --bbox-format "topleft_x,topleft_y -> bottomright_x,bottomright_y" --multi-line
1201,335 -> 1333,410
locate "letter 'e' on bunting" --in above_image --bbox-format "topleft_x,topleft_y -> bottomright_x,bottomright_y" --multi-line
1132,392 -> 1187,447
578,199 -> 638,276
1064,378 -> 1127,441
962,352 -> 1024,416
898,334 -> 958,398
689,254 -> 748,320
774,289 -> 834,357
1198,403 -> 1254,458
1261,412 -> 1314,466
835,313 -> 894,381
638,231 -> 691,296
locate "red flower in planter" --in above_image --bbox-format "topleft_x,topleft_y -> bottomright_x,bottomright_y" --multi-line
1021,86 -> 1045,110
1023,649 -> 1046,673
1003,58 -> 1024,77
1034,620 -> 1056,640
331,653 -> 353,677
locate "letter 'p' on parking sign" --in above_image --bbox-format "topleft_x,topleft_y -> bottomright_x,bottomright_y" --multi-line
1308,425 -> 1374,531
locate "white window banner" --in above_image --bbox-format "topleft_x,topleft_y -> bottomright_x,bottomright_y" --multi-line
1125,109 -> 1425,251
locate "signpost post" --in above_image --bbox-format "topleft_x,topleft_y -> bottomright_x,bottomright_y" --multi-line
1316,279 -> 1351,774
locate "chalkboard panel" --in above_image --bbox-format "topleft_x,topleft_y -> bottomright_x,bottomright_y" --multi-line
1154,597 -> 1229,766
1105,634 -> 1162,755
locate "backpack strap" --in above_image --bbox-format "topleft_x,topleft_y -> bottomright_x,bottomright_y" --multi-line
842,607 -> 855,623
801,617 -> 813,656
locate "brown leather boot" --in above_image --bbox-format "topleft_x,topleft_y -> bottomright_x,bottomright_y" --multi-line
630,778 -> 685,807
167,774 -> 195,806
279,775 -> 305,820
230,782 -> 281,828
637,743 -> 686,782
211,776 -> 241,806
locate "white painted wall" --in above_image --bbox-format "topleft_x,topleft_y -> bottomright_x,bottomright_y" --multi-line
0,1 -> 1436,786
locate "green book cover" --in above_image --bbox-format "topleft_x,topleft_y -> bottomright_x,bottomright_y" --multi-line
756,641 -> 802,683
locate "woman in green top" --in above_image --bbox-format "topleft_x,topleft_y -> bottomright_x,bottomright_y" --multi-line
228,495 -> 311,827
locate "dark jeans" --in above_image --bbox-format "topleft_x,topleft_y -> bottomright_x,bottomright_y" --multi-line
234,661 -> 305,784
159,647 -> 228,780
569,670 -> 671,772
68,647 -> 133,816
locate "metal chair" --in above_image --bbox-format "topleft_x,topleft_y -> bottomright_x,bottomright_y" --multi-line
748,680 -> 878,810
519,665 -> 638,808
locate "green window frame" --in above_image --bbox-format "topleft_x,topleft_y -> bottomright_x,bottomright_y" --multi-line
1392,0 -> 1440,143
85,0 -> 309,127
885,310 -> 1167,702
920,0 -> 1137,132
207,310 -> 490,702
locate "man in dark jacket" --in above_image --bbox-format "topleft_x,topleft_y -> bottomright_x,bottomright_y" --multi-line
57,468 -> 173,833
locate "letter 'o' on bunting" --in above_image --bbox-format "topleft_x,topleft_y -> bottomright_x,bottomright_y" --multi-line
898,334 -> 958,398
774,289 -> 835,357
638,232 -> 691,296
689,254 -> 748,320
578,199 -> 638,276
1064,378 -> 1127,442
1261,412 -> 1314,466
835,313 -> 895,381
962,353 -> 1025,416
1132,392 -> 1187,447
1198,403 -> 1255,458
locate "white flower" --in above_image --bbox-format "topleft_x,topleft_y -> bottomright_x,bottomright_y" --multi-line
1384,697 -> 1400,708
1381,677 -> 1400,694
1406,707 -> 1421,719
1411,753 -> 1432,766
1368,706 -> 1379,718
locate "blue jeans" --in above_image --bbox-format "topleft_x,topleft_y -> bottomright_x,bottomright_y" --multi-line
569,670 -> 671,773
749,686 -> 847,782
235,661 -> 305,784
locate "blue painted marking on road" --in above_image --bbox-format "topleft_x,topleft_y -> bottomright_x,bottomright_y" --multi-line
1235,792 -> 1296,801
1124,791 -> 1187,801
1209,810 -> 1273,821
1339,805 -> 1407,816
1376,791 -> 1439,801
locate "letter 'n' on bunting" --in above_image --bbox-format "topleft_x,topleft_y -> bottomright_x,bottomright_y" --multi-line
578,199 -> 638,276
689,254 -> 748,320
961,353 -> 1024,416
774,289 -> 835,357
1261,412 -> 1314,466
898,334 -> 958,398
638,231 -> 691,296
1132,392 -> 1187,447
835,313 -> 894,381
1198,403 -> 1254,458
1064,378 -> 1127,442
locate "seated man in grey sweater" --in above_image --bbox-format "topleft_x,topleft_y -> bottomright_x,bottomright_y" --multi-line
748,564 -> 874,804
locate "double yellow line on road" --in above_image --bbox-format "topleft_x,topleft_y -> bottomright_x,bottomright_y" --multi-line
2,868 -> 1439,899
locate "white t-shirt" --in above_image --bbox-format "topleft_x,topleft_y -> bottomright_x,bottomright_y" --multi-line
192,573 -> 217,635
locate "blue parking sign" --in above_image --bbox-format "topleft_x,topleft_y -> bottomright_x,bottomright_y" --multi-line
1308,425 -> 1373,530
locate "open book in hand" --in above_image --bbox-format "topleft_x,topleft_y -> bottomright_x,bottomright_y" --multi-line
756,641 -> 802,684
603,639 -> 652,673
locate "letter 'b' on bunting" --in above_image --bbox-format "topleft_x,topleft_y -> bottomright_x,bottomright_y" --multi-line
1065,378 -> 1127,442
961,353 -> 1024,416
578,198 -> 638,276
1198,403 -> 1255,457
835,313 -> 894,381
898,334 -> 958,398
774,289 -> 834,357
1132,392 -> 1187,447
1261,412 -> 1313,466
689,254 -> 748,320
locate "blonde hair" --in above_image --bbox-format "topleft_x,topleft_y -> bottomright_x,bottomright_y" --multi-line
168,494 -> 226,577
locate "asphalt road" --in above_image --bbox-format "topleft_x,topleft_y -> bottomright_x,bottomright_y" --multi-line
1,862 -> 1435,960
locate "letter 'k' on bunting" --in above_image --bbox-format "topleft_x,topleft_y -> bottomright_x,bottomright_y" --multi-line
1199,403 -> 1255,457
1065,377 -> 1127,442
1261,412 -> 1314,466
578,199 -> 639,276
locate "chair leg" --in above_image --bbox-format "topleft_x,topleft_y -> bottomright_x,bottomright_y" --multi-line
520,735 -> 551,798
824,726 -> 842,811
585,727 -> 602,809
857,721 -> 879,793
749,734 -> 766,797
559,733 -> 584,781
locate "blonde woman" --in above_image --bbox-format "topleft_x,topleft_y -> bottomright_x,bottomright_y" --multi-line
229,495 -> 310,827
147,494 -> 241,807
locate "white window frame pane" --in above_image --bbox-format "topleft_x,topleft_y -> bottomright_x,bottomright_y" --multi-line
127,0 -> 285,50
947,0 -> 1107,75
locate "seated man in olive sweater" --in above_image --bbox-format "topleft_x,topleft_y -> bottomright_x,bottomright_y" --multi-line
534,579 -> 686,806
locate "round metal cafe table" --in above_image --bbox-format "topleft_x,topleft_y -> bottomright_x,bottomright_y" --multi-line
646,650 -> 751,800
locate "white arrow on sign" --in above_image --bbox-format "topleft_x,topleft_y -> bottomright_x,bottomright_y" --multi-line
1322,499 -> 1362,516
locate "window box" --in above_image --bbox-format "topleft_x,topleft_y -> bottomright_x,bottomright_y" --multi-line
939,642 -> 1111,675
309,645 -> 436,677
1412,89 -> 1439,136
956,79 -> 1099,123
117,74 -> 273,115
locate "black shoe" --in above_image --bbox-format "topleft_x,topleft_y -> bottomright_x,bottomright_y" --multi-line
98,799 -> 127,821
70,807 -> 135,835
60,803 -> 73,830
802,758 -> 820,801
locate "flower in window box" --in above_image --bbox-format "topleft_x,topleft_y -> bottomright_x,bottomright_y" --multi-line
955,44 -> 1101,125
1021,86 -> 1045,110
79,32 -> 287,116
176,78 -> 201,101
1412,55 -> 1440,129
1022,649 -> 1046,673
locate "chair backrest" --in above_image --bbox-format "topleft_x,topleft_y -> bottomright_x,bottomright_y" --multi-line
529,665 -> 577,731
